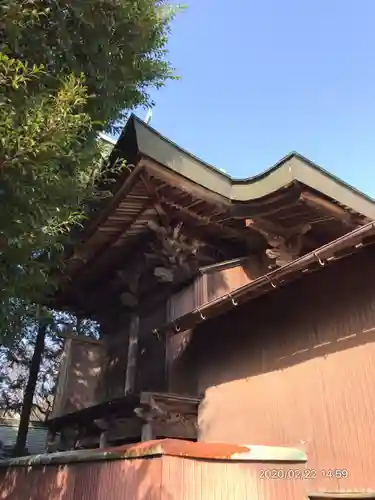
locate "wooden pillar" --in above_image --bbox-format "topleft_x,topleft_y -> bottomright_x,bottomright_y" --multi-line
124,314 -> 140,394
165,329 -> 173,393
141,423 -> 154,442
99,431 -> 109,448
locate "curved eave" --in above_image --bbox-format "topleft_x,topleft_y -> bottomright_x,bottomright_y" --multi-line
128,114 -> 375,219
52,116 -> 375,313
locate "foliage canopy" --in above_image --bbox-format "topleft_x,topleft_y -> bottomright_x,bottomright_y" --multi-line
1,0 -> 180,131
0,0 -> 180,341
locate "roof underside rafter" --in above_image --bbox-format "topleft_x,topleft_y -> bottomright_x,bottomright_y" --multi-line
52,115 -> 375,317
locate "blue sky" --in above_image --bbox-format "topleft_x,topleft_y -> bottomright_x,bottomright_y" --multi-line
132,1 -> 375,197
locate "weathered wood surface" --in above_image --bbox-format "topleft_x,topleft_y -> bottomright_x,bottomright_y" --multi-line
124,315 -> 140,395
49,338 -> 106,420
136,392 -> 200,441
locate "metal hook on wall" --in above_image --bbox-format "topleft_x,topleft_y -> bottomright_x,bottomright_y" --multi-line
228,293 -> 238,306
173,322 -> 180,333
266,276 -> 277,288
314,253 -> 325,267
197,309 -> 206,320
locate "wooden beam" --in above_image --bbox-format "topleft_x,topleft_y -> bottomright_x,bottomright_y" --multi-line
59,175 -> 177,307
84,201 -> 155,274
300,191 -> 362,227
142,158 -> 230,209
124,314 -> 140,395
65,164 -> 144,263
160,197 -> 253,245
245,217 -> 310,240
57,200 -> 156,306
229,184 -> 302,218
56,332 -> 104,346
140,171 -> 171,227
152,205 -> 244,257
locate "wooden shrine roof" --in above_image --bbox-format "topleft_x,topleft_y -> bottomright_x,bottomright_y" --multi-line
52,114 -> 375,316
123,114 -> 375,214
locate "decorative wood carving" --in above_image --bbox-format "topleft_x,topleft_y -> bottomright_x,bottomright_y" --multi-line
153,267 -> 174,283
147,217 -> 204,283
134,393 -> 199,441
246,218 -> 312,267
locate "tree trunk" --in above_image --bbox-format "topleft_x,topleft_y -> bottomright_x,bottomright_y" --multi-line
14,321 -> 47,456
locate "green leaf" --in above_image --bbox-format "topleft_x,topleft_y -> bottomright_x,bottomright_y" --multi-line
0,0 -> 181,342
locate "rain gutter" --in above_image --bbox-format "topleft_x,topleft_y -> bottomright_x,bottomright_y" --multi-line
157,222 -> 375,336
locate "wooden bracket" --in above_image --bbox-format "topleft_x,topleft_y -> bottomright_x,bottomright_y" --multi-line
246,217 -> 312,266
135,392 -> 200,441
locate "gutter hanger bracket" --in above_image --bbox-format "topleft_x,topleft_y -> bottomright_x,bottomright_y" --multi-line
197,309 -> 206,320
314,253 -> 325,267
173,322 -> 180,333
228,293 -> 238,306
266,276 -> 277,289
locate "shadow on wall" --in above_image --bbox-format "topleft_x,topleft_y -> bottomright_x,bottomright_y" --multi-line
0,456 -> 173,500
175,248 -> 375,444
52,339 -> 109,419
99,327 -> 130,402
0,465 -> 71,500
193,249 -> 375,383
66,343 -> 106,414
166,256 -> 269,395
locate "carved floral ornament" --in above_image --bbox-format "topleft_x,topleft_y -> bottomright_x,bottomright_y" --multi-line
246,218 -> 312,267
